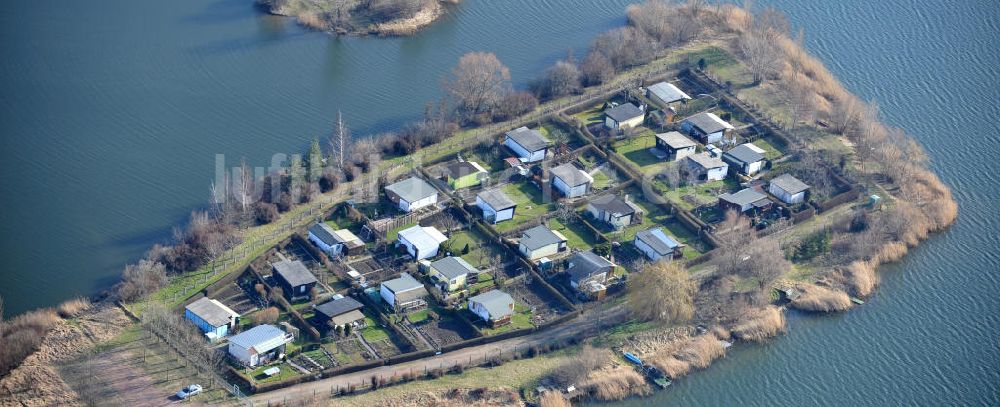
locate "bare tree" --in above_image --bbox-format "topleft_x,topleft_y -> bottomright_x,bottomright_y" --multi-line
445,52 -> 512,120
330,111 -> 349,173
533,60 -> 582,99
232,158 -> 255,220
581,51 -> 615,86
627,261 -> 696,324
116,260 -> 168,302
714,210 -> 755,276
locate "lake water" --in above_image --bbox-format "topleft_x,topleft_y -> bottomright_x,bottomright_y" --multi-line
1,0 -> 998,404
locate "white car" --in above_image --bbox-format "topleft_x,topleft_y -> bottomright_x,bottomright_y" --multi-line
176,384 -> 202,400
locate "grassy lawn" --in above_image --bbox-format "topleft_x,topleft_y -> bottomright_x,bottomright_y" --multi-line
467,273 -> 495,294
548,218 -> 601,250
481,304 -> 534,336
750,137 -> 785,160
612,131 -> 664,174
406,309 -> 430,324
571,103 -> 606,125
686,45 -> 754,88
386,221 -> 418,242
663,218 -> 705,259
250,362 -> 302,384
442,229 -> 495,268
590,168 -> 613,191
360,315 -> 391,342
495,182 -> 556,234
659,178 -> 739,211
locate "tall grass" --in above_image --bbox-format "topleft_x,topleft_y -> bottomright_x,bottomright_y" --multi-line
56,297 -> 92,319
790,284 -> 852,312
649,332 -> 727,379
580,367 -> 652,401
730,306 -> 786,342
540,391 -> 572,407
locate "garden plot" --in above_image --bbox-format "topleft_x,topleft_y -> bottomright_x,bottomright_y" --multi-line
214,278 -> 261,316
408,307 -> 480,349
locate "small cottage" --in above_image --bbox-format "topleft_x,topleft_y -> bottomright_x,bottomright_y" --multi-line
769,174 -> 810,204
504,127 -> 551,163
476,188 -> 516,224
683,153 -> 729,182
397,225 -> 448,260
314,296 -> 365,331
604,103 -> 645,130
518,224 -> 568,260
446,161 -> 488,190
227,324 -> 293,367
566,251 -> 615,300
682,112 -> 735,144
184,297 -> 240,341
718,188 -> 774,214
380,273 -> 428,312
468,290 -> 515,327
308,223 -> 364,257
723,143 -> 767,176
586,194 -> 642,229
385,177 -> 439,213
551,163 -> 593,198
646,82 -> 691,107
634,228 -> 684,261
428,256 -> 478,292
655,131 -> 698,162
272,260 -> 318,301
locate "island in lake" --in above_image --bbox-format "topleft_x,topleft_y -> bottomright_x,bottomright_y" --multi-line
258,0 -> 459,36
0,1 -> 959,406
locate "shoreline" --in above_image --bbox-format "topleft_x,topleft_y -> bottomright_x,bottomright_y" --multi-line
0,2 -> 958,406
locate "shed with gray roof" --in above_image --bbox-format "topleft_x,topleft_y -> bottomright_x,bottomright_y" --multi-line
468,290 -> 515,326
385,177 -> 439,212
504,127 -> 551,162
272,260 -> 318,300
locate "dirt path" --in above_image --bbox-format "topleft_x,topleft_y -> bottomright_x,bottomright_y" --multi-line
250,305 -> 628,405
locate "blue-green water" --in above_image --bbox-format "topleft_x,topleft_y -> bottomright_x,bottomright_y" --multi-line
1,0 -> 998,404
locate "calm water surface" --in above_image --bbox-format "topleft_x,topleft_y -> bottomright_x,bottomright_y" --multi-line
1,0 -> 998,404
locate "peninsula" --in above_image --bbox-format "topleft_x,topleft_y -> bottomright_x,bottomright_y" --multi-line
0,1 -> 957,406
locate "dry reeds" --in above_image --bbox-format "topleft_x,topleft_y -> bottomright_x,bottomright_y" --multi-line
730,306 -> 786,342
540,391 -> 572,407
1,308 -> 61,375
790,284 -> 852,312
839,260 -> 879,298
876,242 -> 909,264
56,298 -> 92,319
649,333 -> 727,379
581,367 -> 652,401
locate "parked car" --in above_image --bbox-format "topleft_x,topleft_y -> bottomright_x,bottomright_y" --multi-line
176,384 -> 202,400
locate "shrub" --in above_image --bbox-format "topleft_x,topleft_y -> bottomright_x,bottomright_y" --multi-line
56,297 -> 92,319
254,202 -> 280,225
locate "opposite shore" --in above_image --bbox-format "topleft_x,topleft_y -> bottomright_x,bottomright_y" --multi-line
260,0 -> 459,36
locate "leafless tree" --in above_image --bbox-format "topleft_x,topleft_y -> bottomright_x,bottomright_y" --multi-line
445,52 -> 512,120
330,110 -> 349,173
581,51 -> 615,86
232,158 -> 255,220
534,60 -> 582,99
591,27 -> 658,71
714,210 -> 755,277
116,260 -> 168,302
